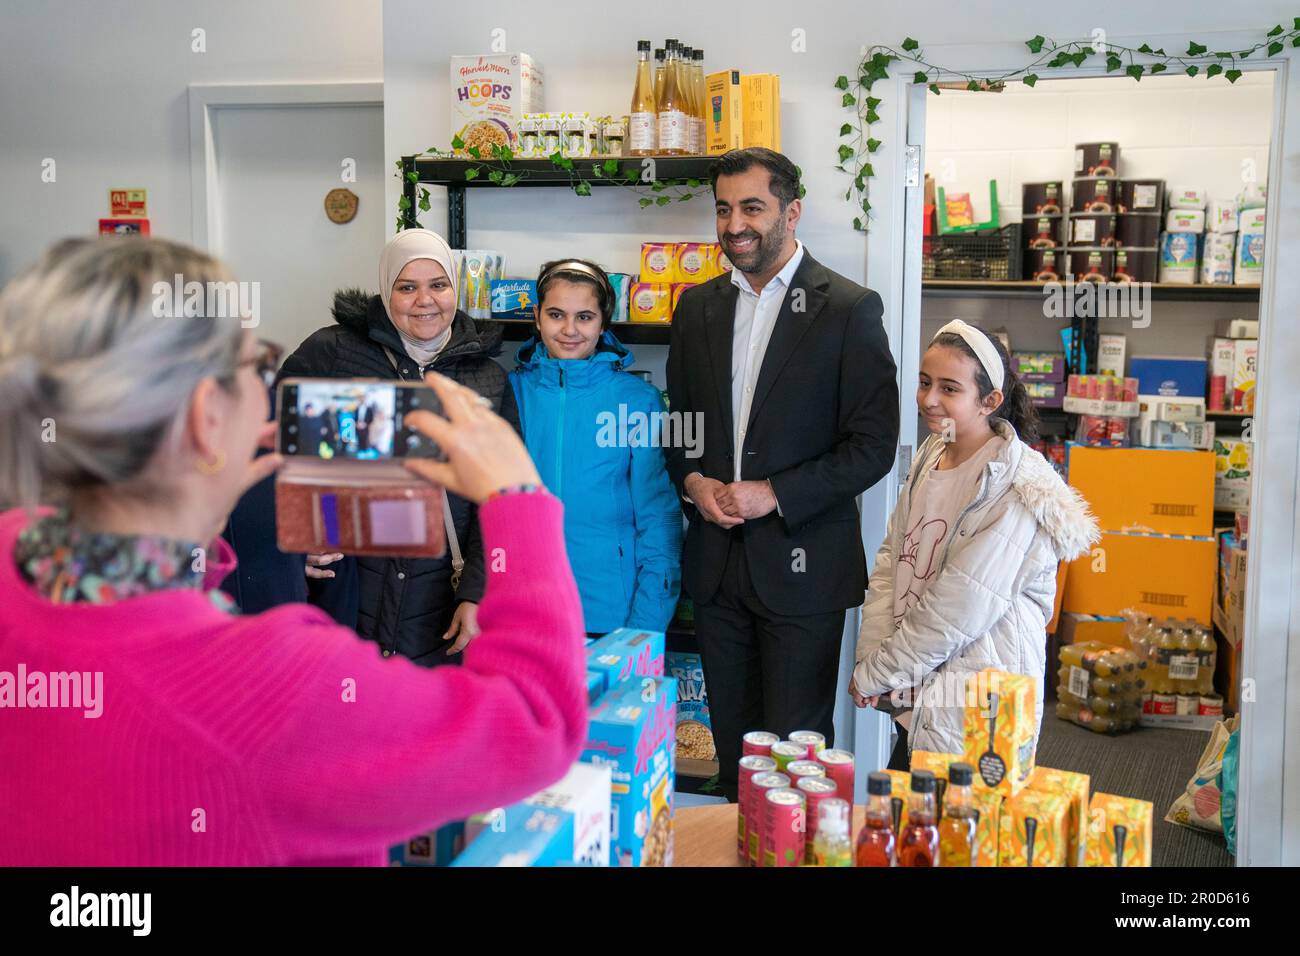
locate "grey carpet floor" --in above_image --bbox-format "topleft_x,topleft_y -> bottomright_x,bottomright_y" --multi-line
1036,705 -> 1235,867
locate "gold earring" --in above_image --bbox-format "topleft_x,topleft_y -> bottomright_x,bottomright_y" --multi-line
195,450 -> 227,475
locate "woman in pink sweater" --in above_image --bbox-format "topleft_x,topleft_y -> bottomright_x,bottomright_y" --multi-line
0,237 -> 588,865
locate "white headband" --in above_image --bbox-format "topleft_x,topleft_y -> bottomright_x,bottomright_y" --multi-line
933,320 -> 1005,391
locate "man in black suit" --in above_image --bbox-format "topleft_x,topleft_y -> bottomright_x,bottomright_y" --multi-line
665,148 -> 899,801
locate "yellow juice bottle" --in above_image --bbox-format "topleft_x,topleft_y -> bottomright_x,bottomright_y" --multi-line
938,763 -> 977,867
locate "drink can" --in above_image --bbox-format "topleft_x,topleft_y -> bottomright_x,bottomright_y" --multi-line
816,748 -> 856,803
762,788 -> 806,868
1151,692 -> 1176,716
788,730 -> 826,759
796,776 -> 839,855
770,741 -> 807,772
1176,694 -> 1199,716
737,755 -> 776,862
748,772 -> 790,866
1199,694 -> 1224,717
785,759 -> 826,791
742,731 -> 780,757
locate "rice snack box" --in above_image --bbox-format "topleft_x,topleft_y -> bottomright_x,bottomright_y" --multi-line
665,651 -> 714,762
580,675 -> 677,866
451,803 -> 574,867
964,669 -> 1038,798
1086,792 -> 1154,867
1027,766 -> 1091,867
586,627 -> 665,686
999,789 -> 1069,867
450,54 -> 544,156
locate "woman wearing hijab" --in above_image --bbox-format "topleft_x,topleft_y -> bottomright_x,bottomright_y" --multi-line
280,229 -> 519,666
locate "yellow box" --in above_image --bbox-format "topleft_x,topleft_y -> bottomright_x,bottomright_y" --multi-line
706,69 -> 744,156
1027,766 -> 1091,867
1068,446 -> 1216,537
999,789 -> 1069,867
1086,792 -> 1154,867
971,787 -> 1002,867
639,242 -> 678,283
628,282 -> 673,323
741,74 -> 781,151
964,670 -> 1038,798
883,769 -> 912,835
673,243 -> 713,284
1056,613 -> 1130,649
1063,532 -> 1217,625
670,283 -> 697,316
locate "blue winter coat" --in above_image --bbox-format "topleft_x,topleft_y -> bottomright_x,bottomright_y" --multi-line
509,332 -> 682,633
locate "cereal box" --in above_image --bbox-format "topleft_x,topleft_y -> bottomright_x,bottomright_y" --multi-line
629,282 -> 673,323
964,669 -> 1038,798
522,761 -> 612,867
1028,766 -> 1091,867
585,627 -> 664,687
450,54 -> 544,156
1232,339 -> 1257,413
971,787 -> 1002,867
585,669 -> 607,705
451,804 -> 574,867
639,242 -> 678,283
581,676 -> 677,866
999,789 -> 1069,866
665,651 -> 714,762
1086,792 -> 1153,867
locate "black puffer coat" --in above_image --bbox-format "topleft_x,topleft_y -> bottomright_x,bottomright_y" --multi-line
278,289 -> 519,666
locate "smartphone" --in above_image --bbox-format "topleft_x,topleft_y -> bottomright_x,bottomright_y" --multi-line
277,378 -> 444,461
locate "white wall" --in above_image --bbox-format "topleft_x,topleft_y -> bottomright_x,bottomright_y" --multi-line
0,0 -> 383,283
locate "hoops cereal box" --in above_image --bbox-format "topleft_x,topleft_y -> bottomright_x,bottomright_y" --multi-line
450,54 -> 544,157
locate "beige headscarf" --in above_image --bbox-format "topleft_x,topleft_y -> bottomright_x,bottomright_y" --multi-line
378,229 -> 459,366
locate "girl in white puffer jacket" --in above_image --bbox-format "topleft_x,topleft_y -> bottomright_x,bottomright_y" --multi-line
850,320 -> 1100,765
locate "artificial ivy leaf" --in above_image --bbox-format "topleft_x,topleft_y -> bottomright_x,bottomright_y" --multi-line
913,71 -> 928,84
1269,41 -> 1284,57
488,169 -> 504,183
464,167 -> 480,181
1295,16 -> 1300,29
1268,23 -> 1284,36
1126,64 -> 1144,80
902,37 -> 919,51
418,195 -> 431,211
591,164 -> 603,178
842,92 -> 857,107
1106,55 -> 1123,73
1154,48 -> 1166,56
1206,63 -> 1224,78
677,193 -> 692,201
1226,69 -> 1243,83
651,181 -> 666,192
639,197 -> 653,208
1186,65 -> 1200,76
405,171 -> 419,183
835,75 -> 849,90
1213,51 -> 1231,58
1138,43 -> 1153,54
838,144 -> 854,162
863,163 -> 875,177
867,138 -> 881,152
451,134 -> 465,150
845,189 -> 852,201
575,181 -> 592,197
1187,42 -> 1208,56
1023,73 -> 1038,87
862,197 -> 871,212
1026,35 -> 1046,54
1149,63 -> 1167,74
1294,36 -> 1300,48
840,123 -> 853,136
467,146 -> 482,159
929,83 -> 941,95
866,109 -> 880,123
604,159 -> 621,175
656,195 -> 672,206
397,195 -> 411,210
967,80 -> 982,91
867,96 -> 882,110
853,217 -> 863,230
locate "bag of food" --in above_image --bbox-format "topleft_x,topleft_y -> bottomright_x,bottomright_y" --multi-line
1220,719 -> 1240,857
1165,714 -> 1239,833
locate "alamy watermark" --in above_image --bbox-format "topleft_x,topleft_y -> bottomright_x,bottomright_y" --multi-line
1041,280 -> 1151,329
151,274 -> 260,328
0,664 -> 103,718
595,404 -> 703,458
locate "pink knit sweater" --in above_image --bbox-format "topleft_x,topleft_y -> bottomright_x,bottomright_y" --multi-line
0,493 -> 588,865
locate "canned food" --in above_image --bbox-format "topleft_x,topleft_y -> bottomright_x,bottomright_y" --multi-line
742,730 -> 780,757
747,772 -> 790,865
1119,178 -> 1165,212
1025,214 -> 1064,249
1199,694 -> 1224,717
786,760 -> 827,791
770,741 -> 807,772
738,755 -> 777,862
1069,212 -> 1118,246
1151,693 -> 1177,716
816,749 -> 855,804
1072,176 -> 1122,213
1117,212 -> 1162,247
1075,141 -> 1120,176
788,730 -> 826,759
1176,695 -> 1199,716
796,776 -> 839,854
1023,180 -> 1065,215
762,788 -> 806,867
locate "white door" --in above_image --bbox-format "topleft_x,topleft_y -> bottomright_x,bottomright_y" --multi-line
210,102 -> 385,358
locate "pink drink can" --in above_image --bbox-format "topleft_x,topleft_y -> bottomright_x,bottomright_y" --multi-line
816,749 -> 856,804
762,788 -> 806,868
797,775 -> 839,856
748,772 -> 790,866
788,730 -> 827,760
743,731 -> 780,758
785,759 -> 827,792
737,755 -> 777,862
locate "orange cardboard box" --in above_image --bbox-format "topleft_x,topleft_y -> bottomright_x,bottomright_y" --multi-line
1063,531 -> 1217,624
999,789 -> 1069,867
1028,766 -> 1090,867
1068,446 -> 1216,537
1056,612 -> 1130,649
964,670 -> 1038,798
1086,792 -> 1153,867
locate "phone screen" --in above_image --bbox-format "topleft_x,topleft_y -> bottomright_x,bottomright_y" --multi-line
278,380 -> 442,460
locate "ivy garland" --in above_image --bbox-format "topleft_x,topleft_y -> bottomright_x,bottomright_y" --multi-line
836,19 -> 1300,232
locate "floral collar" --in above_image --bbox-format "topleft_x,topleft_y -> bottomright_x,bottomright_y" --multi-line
14,508 -> 237,613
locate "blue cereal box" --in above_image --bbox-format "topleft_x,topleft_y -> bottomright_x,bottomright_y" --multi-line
1130,356 -> 1208,399
451,804 -> 575,867
586,628 -> 665,685
665,651 -> 715,762
585,669 -> 607,704
523,761 -> 612,867
581,676 -> 676,866
490,279 -> 539,320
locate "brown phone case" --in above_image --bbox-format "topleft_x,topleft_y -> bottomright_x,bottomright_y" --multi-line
275,479 -> 447,559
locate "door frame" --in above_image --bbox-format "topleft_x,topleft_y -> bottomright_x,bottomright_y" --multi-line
865,35 -> 1297,866
187,82 -> 384,253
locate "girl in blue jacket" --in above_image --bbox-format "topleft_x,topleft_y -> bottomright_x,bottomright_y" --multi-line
509,259 -> 682,635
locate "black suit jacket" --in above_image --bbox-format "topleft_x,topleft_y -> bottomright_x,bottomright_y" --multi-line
665,249 -> 899,616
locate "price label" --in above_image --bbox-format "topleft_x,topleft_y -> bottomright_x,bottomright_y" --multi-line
1169,655 -> 1199,681
1068,665 -> 1091,699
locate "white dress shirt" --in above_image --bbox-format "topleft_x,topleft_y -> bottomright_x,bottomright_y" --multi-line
730,240 -> 804,482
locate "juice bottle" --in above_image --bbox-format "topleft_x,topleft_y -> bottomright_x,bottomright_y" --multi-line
898,770 -> 940,867
855,772 -> 896,867
654,46 -> 665,94
1173,624 -> 1199,695
628,40 -> 657,157
813,798 -> 854,867
683,45 -> 702,155
1196,626 -> 1217,695
938,763 -> 977,867
692,49 -> 707,156
656,41 -> 689,156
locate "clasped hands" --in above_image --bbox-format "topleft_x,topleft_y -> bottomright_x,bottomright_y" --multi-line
684,473 -> 777,527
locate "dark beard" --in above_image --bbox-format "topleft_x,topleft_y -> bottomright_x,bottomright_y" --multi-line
725,216 -> 788,275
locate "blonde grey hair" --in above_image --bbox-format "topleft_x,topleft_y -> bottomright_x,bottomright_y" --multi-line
0,237 -> 245,511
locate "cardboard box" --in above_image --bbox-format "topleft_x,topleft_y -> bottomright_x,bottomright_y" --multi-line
971,787 -> 1003,867
1067,445 -> 1215,537
628,282 -> 673,323
665,651 -> 714,762
1085,792 -> 1153,867
581,676 -> 676,866
1212,625 -> 1243,713
1063,531 -> 1217,624
451,804 -> 574,867
389,821 -> 464,867
1013,352 -> 1067,382
585,627 -> 665,685
639,242 -> 678,283
964,670 -> 1038,798
1137,420 -> 1216,451
1097,335 -> 1127,378
705,69 -> 744,155
522,761 -> 612,867
741,73 -> 781,150
450,54 -> 544,156
1232,339 -> 1257,413
1027,767 -> 1090,867
1048,561 -> 1068,634
585,670 -> 607,705
1209,337 -> 1236,411
1219,318 -> 1259,339
1134,395 -> 1206,424
999,789 -> 1069,866
1129,356 -> 1208,399
1213,438 -> 1252,513
1056,612 -> 1129,648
